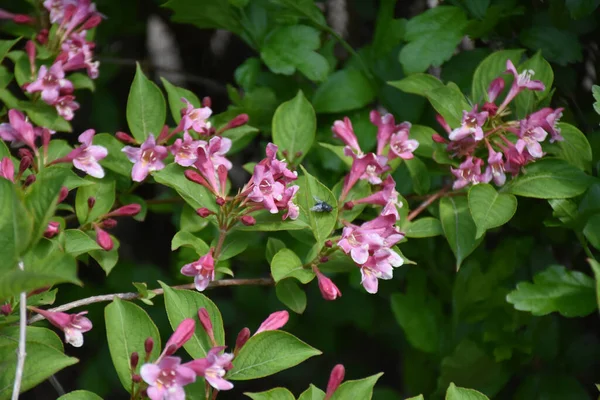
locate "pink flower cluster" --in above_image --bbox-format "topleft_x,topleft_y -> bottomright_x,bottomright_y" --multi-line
437,60 -> 564,190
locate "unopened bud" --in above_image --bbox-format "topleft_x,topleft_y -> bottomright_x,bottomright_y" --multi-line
157,125 -> 171,143
94,226 -> 113,251
28,286 -> 50,296
18,157 -> 32,175
164,318 -> 195,355
106,204 -> 141,217
198,308 -> 215,343
81,15 -> 102,30
0,304 -> 12,316
240,215 -> 256,226
140,389 -> 147,398
44,221 -> 60,238
325,240 -> 333,248
184,170 -> 211,190
282,150 -> 289,158
202,97 -> 212,108
255,310 -> 289,335
132,374 -> 142,383
101,218 -> 117,229
42,129 -> 51,148
25,40 -> 36,68
482,101 -> 498,116
130,352 -> 139,369
144,337 -> 154,355
58,186 -> 69,203
314,266 -> 342,301
18,148 -> 33,159
163,344 -> 178,357
343,201 -> 354,210
319,256 -> 329,263
221,114 -> 248,132
294,151 -> 303,158
196,208 -> 213,218
115,131 -> 136,144
87,197 -> 95,209
235,327 -> 251,354
216,197 -> 226,206
325,364 -> 345,400
24,174 -> 36,187
13,14 -> 33,24
431,133 -> 447,144
37,29 -> 49,44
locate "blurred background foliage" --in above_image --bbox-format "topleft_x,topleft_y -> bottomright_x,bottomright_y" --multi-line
5,0 -> 600,398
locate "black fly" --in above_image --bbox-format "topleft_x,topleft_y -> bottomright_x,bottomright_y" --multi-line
310,196 -> 333,213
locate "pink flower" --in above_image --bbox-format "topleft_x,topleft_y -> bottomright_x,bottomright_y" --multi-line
451,156 -> 491,190
170,132 -> 202,167
43,0 -> 72,23
351,176 -> 402,218
332,117 -> 362,155
191,147 -> 222,196
449,106 -> 488,142
26,61 -> 73,105
163,318 -> 196,357
55,95 -> 80,120
314,267 -> 342,301
501,140 -> 533,176
141,356 -> 196,400
325,364 -> 345,400
255,310 -> 289,334
94,226 -> 113,251
360,248 -> 404,294
370,110 -> 396,156
180,250 -> 216,291
44,221 -> 61,238
206,136 -> 232,170
30,307 -> 93,347
278,185 -> 300,221
247,165 -> 286,214
487,77 -> 505,103
122,134 -> 168,182
179,98 -> 212,133
184,347 -> 233,391
516,115 -> 548,159
60,30 -> 99,79
499,60 -> 545,111
485,146 -> 506,186
0,109 -> 36,149
527,107 -> 564,143
0,157 -> 14,182
388,125 -> 419,160
263,143 -> 298,182
71,129 -> 108,178
340,153 -> 388,200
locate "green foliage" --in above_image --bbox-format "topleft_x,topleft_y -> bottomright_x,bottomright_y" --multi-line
446,383 -> 490,400
245,387 -> 295,400
126,63 -> 166,142
57,391 -> 103,400
312,68 -> 376,113
468,184 -> 517,238
439,197 -> 482,270
330,373 -> 383,400
272,91 -> 316,164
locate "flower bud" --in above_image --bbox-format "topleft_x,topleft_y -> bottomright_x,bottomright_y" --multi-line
55,187 -> 68,203
94,226 -> 113,251
220,114 -> 248,132
435,114 -> 451,134
132,374 -> 142,383
325,240 -> 333,248
295,151 -> 303,158
115,131 -> 136,144
101,218 -> 118,229
162,344 -> 178,357
202,97 -> 212,108
184,170 -> 211,190
196,208 -> 213,218
1,157 -> 14,182
482,101 -> 498,116
319,256 -> 329,263
240,215 -> 256,226
216,197 -> 226,206
130,352 -> 139,369
325,364 -> 345,400
234,327 -> 251,355
198,308 -> 216,344
13,14 -> 33,24
282,149 -> 289,158
163,318 -> 196,356
24,174 -> 36,187
28,286 -> 50,296
18,148 -> 33,159
157,125 -> 171,143
37,29 -> 49,44
1,304 -> 12,316
314,266 -> 342,301
88,196 -> 96,209
25,40 -> 36,69
42,129 -> 51,149
81,15 -> 102,30
487,76 -> 505,103
106,204 -> 142,217
255,310 -> 289,335
44,221 -> 60,238
431,133 -> 447,144
343,201 -> 354,210
144,337 -> 154,355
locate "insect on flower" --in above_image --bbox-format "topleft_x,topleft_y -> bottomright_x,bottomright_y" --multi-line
311,196 -> 333,213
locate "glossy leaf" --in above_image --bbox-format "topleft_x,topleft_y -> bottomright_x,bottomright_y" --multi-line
276,279 -> 307,314
126,63 -> 166,142
446,383 -> 490,400
153,163 -> 218,212
75,177 -> 116,225
298,385 -> 326,400
271,248 -> 315,284
330,373 -> 383,400
245,387 -> 295,400
272,91 -> 316,164
64,229 -> 102,257
468,184 -> 517,238
312,68 -> 376,114
171,231 -> 210,255
388,73 -> 444,97
161,77 -> 201,123
57,391 -> 104,400
545,123 -> 593,172
0,179 -> 33,272
404,217 -> 443,238
439,197 -> 482,270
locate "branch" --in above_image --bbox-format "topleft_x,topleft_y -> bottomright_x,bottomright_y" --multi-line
407,186 -> 451,222
28,278 -> 274,324
12,261 -> 27,400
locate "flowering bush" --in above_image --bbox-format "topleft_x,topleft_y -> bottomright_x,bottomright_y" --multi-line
1,0 -> 600,399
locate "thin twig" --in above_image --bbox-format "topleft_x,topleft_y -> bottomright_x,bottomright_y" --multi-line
12,261 -> 27,400
28,278 -> 274,324
407,186 -> 451,222
48,375 -> 66,397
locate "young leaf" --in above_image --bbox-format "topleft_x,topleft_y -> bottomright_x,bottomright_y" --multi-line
126,63 -> 166,142
245,387 -> 296,400
312,68 -> 376,114
75,177 -> 116,225
227,330 -> 321,380
153,163 -> 218,212
104,298 -> 161,392
439,196 -> 482,270
161,77 -> 201,123
270,248 -> 315,284
388,73 -> 444,97
272,90 -> 316,164
266,237 -> 286,264
446,383 -> 490,400
502,159 -> 596,199
330,373 -> 383,400
471,49 -> 525,103
468,184 -> 517,238
160,283 -> 225,358
506,265 -> 596,317
276,279 -> 307,314
298,385 -> 326,400
0,179 -> 33,272
404,217 -> 443,238
425,83 -> 471,128
171,231 -> 210,255
296,166 -> 337,246
0,38 -> 20,64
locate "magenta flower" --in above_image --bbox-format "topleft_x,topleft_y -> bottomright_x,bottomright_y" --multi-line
0,157 -> 14,182
351,176 -> 402,217
122,134 -> 168,182
191,146 -> 222,196
44,221 -> 61,238
70,129 -> 107,178
0,109 -> 36,149
370,110 -> 396,156
26,61 -> 73,105
360,248 -> 404,294
179,98 -> 212,133
278,185 -> 300,221
206,136 -> 232,170
449,106 -> 489,142
30,307 -> 93,347
43,0 -> 70,23
180,250 -> 216,291
247,165 -> 285,214
499,60 -> 545,111
501,140 -> 534,176
332,117 -> 362,155
185,347 -> 234,391
340,153 -> 387,200
487,77 -> 505,103
451,156 -> 491,190
325,365 -> 345,400
162,318 -> 196,357
516,116 -> 548,159
141,356 -> 196,400
61,31 -> 100,79
314,267 -> 342,301
527,107 -> 564,143
170,132 -> 202,167
264,143 -> 298,182
485,146 -> 506,186
255,310 -> 289,335
55,95 -> 80,121
388,125 -> 419,160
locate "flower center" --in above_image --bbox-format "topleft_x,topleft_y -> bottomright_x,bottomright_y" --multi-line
259,178 -> 272,194
43,74 -> 58,86
517,69 -> 535,86
142,149 -> 157,164
156,369 -> 177,388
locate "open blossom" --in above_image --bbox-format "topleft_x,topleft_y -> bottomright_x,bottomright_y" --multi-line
388,124 -> 419,160
55,95 -> 80,120
122,134 -> 168,182
170,132 -> 202,167
350,176 -> 402,218
26,61 -> 73,105
526,107 -> 564,143
451,156 -> 491,190
141,356 -> 196,400
449,106 -> 489,142
501,139 -> 534,176
516,115 -> 548,158
370,110 -> 395,156
60,30 -> 100,79
179,98 -> 212,133
499,60 -> 545,111
185,347 -> 234,391
180,249 -> 215,291
485,146 -> 506,186
248,165 -> 285,214
332,117 -> 362,156
71,129 -> 107,178
30,307 -> 92,347
340,152 -> 388,200
0,157 -> 14,182
0,109 -> 37,149
206,136 -> 232,170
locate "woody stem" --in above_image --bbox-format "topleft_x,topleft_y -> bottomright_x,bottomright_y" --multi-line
407,186 -> 451,222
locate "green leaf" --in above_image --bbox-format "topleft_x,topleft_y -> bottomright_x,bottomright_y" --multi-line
404,217 -> 443,238
545,123 -> 593,172
161,77 -> 201,124
330,373 -> 383,400
235,211 -> 310,232
64,229 -> 102,257
513,52 -> 554,118
126,63 -> 166,142
593,85 -> 600,116
471,49 -> 525,103
245,387 -> 295,400
0,38 -> 20,64
399,6 -> 469,74
588,258 -> 600,312
160,283 -> 225,358
153,163 -> 218,212
270,249 -> 315,284
20,101 -> 71,132
425,84 -> 471,128
0,66 -> 13,89
268,0 -> 326,25
506,265 -> 596,317
57,390 -> 104,400
439,197 -> 482,270
235,57 -> 261,90
89,236 -> 120,275
163,0 -> 242,34
566,0 -> 600,19
0,327 -> 78,399
105,298 -> 161,392
298,385 -> 326,400
446,383 -> 490,400
92,134 -> 131,177
468,184 -> 517,238
68,73 -> 95,91
520,26 -> 582,66
27,288 -> 57,307
312,68 -> 376,114
405,157 -> 430,195
0,179 -> 33,272
584,214 -> 600,250
220,123 -> 259,155
406,396 -> 425,400
212,230 -> 249,261
388,73 -> 444,97
410,125 -> 436,158
75,178 -> 116,225
266,237 -> 286,264
296,166 -> 337,246
276,279 -> 307,314
272,91 -> 316,164
261,25 -> 329,82
171,231 -> 209,255
318,143 -> 352,167
228,330 -> 321,380
503,159 -> 596,199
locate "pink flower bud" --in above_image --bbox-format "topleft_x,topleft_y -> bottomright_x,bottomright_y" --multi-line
58,186 -> 69,203
319,256 -> 329,263
132,374 -> 142,383
17,157 -> 30,176
240,215 -> 256,226
88,196 -> 96,209
482,101 -> 499,116
106,204 -> 142,217
220,114 -> 249,133
163,318 -> 196,355
37,29 -> 49,44
295,151 -> 303,158
196,208 -> 213,218
202,97 -> 212,108
282,149 -> 289,158
18,148 -> 33,159
44,221 -> 60,238
157,125 -> 171,143
1,304 -> 12,316
487,76 -> 505,103
130,352 -> 139,369
24,174 -> 36,187
13,14 -> 33,24
198,308 -> 216,343
325,240 -> 333,248
162,344 -> 178,357
115,131 -> 136,144
255,310 -> 289,335
25,40 -> 36,69
343,201 -> 354,210
432,133 -> 447,144
94,226 -> 113,251
28,307 -> 92,347
81,15 -> 102,30
235,327 -> 251,354
216,197 -> 226,206
325,364 -> 345,400
1,157 -> 14,182
41,128 -> 51,149
314,267 -> 342,301
435,114 -> 451,134
101,218 -> 118,229
185,169 -> 211,190
144,337 -> 154,355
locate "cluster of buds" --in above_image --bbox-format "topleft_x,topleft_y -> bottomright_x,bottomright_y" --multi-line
435,60 -> 564,190
324,111 -> 417,295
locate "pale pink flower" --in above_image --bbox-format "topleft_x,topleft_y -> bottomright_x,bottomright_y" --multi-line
0,109 -> 36,149
71,129 -> 107,178
179,98 -> 212,133
247,165 -> 286,214
141,357 -> 196,400
122,134 -> 168,182
516,116 -> 548,159
55,95 -> 80,120
30,307 -> 92,347
332,117 -> 362,155
340,152 -> 388,200
26,61 -> 73,105
206,136 -> 232,170
60,30 -> 99,78
388,126 -> 419,160
184,347 -> 233,391
485,146 -> 506,186
449,106 -> 489,142
451,156 -> 491,190
370,110 -> 396,156
180,250 -> 216,291
170,132 -> 202,167
499,60 -> 545,111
